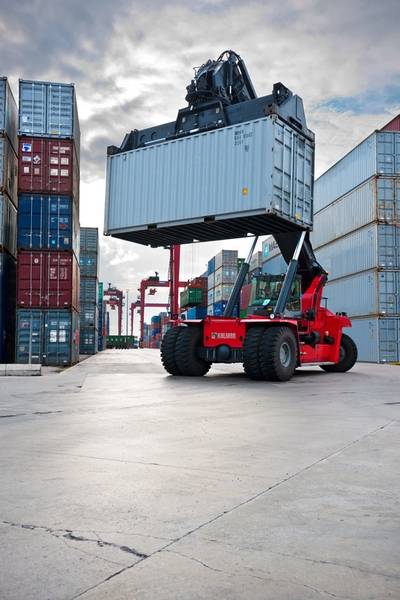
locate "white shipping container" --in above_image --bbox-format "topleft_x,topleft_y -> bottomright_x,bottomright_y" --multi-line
325,269 -> 400,317
312,176 -> 400,247
0,135 -> 17,203
105,116 -> 314,246
345,317 -> 400,362
315,224 -> 400,280
207,272 -> 215,290
214,265 -> 237,286
0,78 -> 18,153
214,283 -> 234,303
207,289 -> 214,305
315,131 -> 400,212
207,304 -> 214,316
262,236 -> 280,261
249,250 -> 262,272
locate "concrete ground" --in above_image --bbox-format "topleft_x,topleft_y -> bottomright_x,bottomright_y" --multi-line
0,349 -> 399,600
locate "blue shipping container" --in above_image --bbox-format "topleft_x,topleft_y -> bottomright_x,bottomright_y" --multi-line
213,301 -> 238,317
79,253 -> 98,278
186,306 -> 207,320
0,135 -> 18,202
80,227 -> 99,254
0,251 -> 16,362
15,308 -> 79,365
0,193 -> 17,257
80,326 -> 98,355
18,194 -> 79,253
80,302 -> 98,328
19,80 -> 80,152
345,317 -> 400,363
207,257 -> 215,275
80,277 -> 98,303
262,254 -> 287,275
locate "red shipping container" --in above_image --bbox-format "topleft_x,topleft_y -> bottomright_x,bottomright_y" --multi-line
240,282 -> 252,310
18,137 -> 79,200
381,115 -> 400,132
17,250 -> 80,310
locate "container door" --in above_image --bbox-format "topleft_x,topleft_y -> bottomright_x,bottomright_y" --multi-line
46,84 -> 74,137
44,311 -> 72,365
16,310 -> 43,364
19,82 -> 47,136
47,140 -> 74,194
48,195 -> 72,250
378,318 -> 400,362
376,132 -> 400,176
378,271 -> 400,315
18,138 -> 47,193
0,79 -> 5,131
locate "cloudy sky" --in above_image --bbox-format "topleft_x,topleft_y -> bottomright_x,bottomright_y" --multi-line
2,0 -> 399,333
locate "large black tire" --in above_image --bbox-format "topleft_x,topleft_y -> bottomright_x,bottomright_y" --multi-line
174,326 -> 211,377
321,333 -> 357,373
243,327 -> 265,380
258,326 -> 298,382
160,326 -> 184,375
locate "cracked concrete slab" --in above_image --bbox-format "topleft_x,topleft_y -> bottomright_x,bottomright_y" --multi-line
0,350 -> 399,599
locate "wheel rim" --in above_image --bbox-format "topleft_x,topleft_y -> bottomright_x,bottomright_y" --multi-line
339,344 -> 345,362
280,341 -> 292,368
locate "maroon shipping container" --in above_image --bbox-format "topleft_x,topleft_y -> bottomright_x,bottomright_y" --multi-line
17,250 -> 80,310
381,115 -> 400,132
240,282 -> 252,310
18,137 -> 79,200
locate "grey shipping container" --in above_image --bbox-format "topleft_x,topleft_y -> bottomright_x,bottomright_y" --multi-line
262,253 -> 287,275
315,224 -> 400,280
80,277 -> 98,303
345,317 -> 400,363
0,194 -> 17,257
324,270 -> 400,317
214,250 -> 238,270
19,80 -> 80,156
214,265 -> 237,286
262,236 -> 280,261
0,135 -> 18,204
315,131 -> 400,212
312,176 -> 400,248
105,116 -> 314,246
80,227 -> 99,254
0,251 -> 16,362
0,77 -> 18,153
15,308 -> 79,366
80,302 -> 99,328
80,327 -> 98,355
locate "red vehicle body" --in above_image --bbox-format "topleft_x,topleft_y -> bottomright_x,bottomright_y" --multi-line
17,250 -> 80,311
18,137 -> 79,201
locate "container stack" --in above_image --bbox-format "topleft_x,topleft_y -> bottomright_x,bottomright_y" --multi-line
261,237 -> 286,275
0,78 -> 18,363
150,314 -> 162,348
15,80 -> 80,366
180,275 -> 207,320
248,250 -> 262,282
97,282 -> 106,351
79,227 -> 99,355
313,118 -> 400,362
161,313 -> 171,338
207,250 -> 239,316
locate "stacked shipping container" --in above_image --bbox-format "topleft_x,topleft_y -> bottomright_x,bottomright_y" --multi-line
180,275 -> 207,320
312,122 -> 400,362
15,81 -> 80,366
97,281 -> 106,351
207,250 -> 239,316
0,78 -> 18,362
79,227 -> 99,354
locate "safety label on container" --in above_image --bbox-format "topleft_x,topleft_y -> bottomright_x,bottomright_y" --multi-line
22,156 -> 31,162
22,143 -> 32,152
60,169 -> 69,177
60,157 -> 69,165
33,155 -> 41,164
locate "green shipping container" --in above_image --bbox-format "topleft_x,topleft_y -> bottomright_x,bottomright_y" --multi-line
180,287 -> 204,308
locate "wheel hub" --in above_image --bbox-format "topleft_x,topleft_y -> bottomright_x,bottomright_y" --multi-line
280,341 -> 292,368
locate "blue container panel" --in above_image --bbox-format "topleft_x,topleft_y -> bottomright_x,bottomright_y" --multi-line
80,227 -> 99,253
186,306 -> 207,320
346,317 -> 400,363
262,254 -> 287,275
0,78 -> 18,152
79,253 -> 98,278
80,302 -> 98,328
80,277 -> 98,303
213,301 -> 238,317
207,257 -> 215,275
80,327 -> 98,354
0,251 -> 16,362
0,194 -> 17,257
18,194 -> 78,252
16,309 -> 79,365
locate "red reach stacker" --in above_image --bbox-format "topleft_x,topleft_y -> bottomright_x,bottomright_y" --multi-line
161,231 -> 357,381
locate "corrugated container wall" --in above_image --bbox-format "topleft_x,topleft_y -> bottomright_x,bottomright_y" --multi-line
17,250 -> 80,310
312,176 -> 400,248
105,116 -> 314,245
314,131 -> 400,212
324,270 -> 400,317
0,194 -> 17,257
18,194 -> 79,254
0,252 -> 16,362
0,77 -> 18,153
0,135 -> 18,203
262,254 -> 287,275
18,137 -> 79,201
345,318 -> 400,362
19,81 -> 80,152
315,224 -> 400,280
15,308 -> 79,365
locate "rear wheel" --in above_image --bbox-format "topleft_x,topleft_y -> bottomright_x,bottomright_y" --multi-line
258,326 -> 298,382
243,327 -> 265,380
321,333 -> 357,373
174,326 -> 211,377
160,326 -> 184,375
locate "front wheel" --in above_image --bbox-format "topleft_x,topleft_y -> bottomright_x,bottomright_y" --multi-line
174,326 -> 211,377
258,326 -> 298,382
321,333 -> 357,373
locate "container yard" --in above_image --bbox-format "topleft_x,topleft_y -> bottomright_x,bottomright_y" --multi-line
1,10 -> 400,600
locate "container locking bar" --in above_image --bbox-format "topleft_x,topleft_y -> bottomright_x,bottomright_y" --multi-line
224,236 -> 258,318
274,231 -> 306,316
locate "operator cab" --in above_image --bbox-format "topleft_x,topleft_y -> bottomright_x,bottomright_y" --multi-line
247,274 -> 302,317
